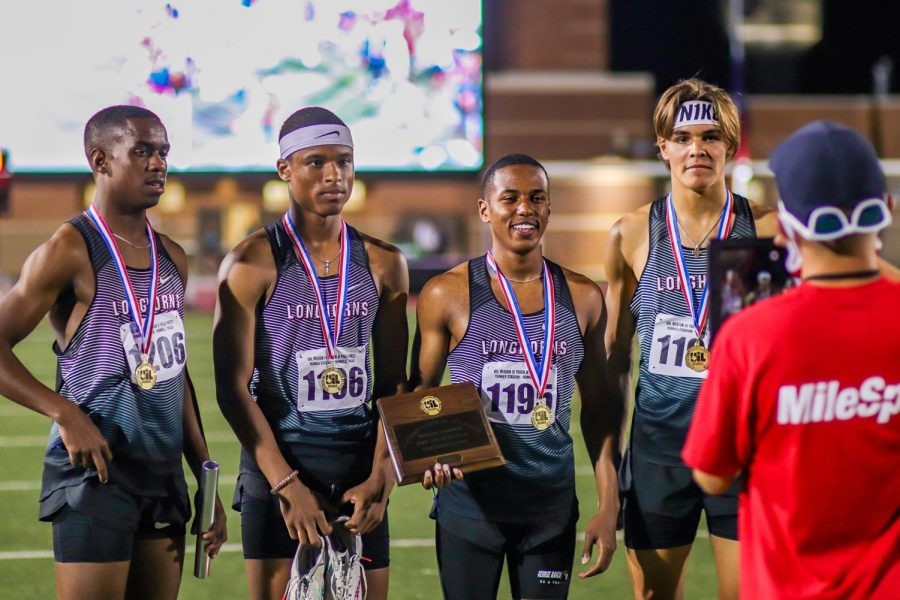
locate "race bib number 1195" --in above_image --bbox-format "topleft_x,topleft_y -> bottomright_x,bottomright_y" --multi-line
481,362 -> 558,426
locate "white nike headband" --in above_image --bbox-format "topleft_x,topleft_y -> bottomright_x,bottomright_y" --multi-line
278,124 -> 354,159
674,100 -> 718,128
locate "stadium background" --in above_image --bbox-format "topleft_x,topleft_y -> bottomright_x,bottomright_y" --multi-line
1,1 -> 899,598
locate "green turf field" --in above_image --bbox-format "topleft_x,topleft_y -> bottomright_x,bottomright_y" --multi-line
0,312 -> 722,599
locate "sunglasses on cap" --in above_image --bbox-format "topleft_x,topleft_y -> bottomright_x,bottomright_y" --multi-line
777,198 -> 892,241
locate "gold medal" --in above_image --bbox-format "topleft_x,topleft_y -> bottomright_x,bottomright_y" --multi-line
531,401 -> 553,431
320,364 -> 345,394
685,340 -> 710,372
134,360 -> 157,390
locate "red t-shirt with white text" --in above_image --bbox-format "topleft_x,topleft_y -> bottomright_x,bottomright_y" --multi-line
683,278 -> 900,600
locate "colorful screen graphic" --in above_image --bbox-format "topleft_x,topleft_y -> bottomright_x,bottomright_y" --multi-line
0,0 -> 483,173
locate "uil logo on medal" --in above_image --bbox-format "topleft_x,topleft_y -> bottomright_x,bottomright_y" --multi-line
134,360 -> 158,390
531,402 -> 553,431
321,365 -> 345,394
685,341 -> 711,372
419,395 -> 442,416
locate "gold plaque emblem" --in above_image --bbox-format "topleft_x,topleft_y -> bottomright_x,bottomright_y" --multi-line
531,401 -> 553,431
420,395 -> 442,416
320,365 -> 346,394
685,341 -> 710,372
134,360 -> 157,391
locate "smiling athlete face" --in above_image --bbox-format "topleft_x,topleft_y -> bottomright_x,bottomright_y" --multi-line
97,117 -> 170,211
277,144 -> 354,217
478,164 -> 550,254
658,124 -> 729,194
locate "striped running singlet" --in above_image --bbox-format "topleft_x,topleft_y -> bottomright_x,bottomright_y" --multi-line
42,214 -> 187,501
239,220 -> 380,493
630,194 -> 756,464
441,255 -> 584,522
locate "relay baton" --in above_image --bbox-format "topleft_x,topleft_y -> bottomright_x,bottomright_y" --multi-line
193,460 -> 220,579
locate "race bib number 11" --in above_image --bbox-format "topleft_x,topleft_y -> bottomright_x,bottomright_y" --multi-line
648,314 -> 709,379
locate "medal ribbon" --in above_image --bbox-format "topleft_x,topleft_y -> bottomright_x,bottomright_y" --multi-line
485,252 -> 556,397
85,204 -> 158,357
282,212 -> 350,361
665,191 -> 734,340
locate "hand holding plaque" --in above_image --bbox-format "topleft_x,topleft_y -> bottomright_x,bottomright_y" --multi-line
376,382 -> 505,486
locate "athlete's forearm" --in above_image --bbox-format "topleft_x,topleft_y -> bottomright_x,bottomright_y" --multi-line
0,344 -> 76,422
368,424 -> 395,498
217,387 -> 296,486
181,372 -> 211,480
592,435 -> 620,513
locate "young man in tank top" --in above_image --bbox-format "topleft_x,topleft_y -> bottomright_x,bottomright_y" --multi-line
0,106 -> 227,599
604,79 -> 780,600
214,107 -> 408,600
412,154 -> 620,599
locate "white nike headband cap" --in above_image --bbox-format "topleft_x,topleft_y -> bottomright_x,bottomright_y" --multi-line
279,124 -> 354,159
673,100 -> 718,128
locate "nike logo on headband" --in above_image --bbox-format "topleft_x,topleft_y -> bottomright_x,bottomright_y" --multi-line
315,130 -> 340,139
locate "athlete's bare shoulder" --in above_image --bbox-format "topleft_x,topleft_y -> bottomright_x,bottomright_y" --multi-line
219,228 -> 276,280
26,222 -> 91,286
216,228 -> 276,306
157,232 -> 189,284
748,200 -> 780,237
418,261 -> 469,321
358,231 -> 408,288
609,203 -> 651,280
225,228 -> 274,267
559,266 -> 605,333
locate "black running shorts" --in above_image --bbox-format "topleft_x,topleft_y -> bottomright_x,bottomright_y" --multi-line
621,449 -> 738,550
44,481 -> 189,563
236,472 -> 389,569
435,508 -> 577,600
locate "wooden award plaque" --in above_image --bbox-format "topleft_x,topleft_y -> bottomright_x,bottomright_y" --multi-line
376,382 -> 505,486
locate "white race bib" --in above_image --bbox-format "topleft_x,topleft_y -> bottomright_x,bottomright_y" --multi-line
647,314 -> 710,379
295,346 -> 368,413
481,361 -> 558,426
120,311 -> 187,383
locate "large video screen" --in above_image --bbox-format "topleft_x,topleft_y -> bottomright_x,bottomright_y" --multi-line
0,0 -> 483,173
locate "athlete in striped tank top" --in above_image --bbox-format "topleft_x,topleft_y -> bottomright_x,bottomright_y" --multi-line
604,79 -> 779,600
0,106 -> 226,599
214,107 -> 408,600
413,155 -> 620,599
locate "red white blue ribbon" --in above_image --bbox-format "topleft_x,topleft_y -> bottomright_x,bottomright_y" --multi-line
485,252 -> 556,397
665,191 -> 734,339
85,204 -> 158,357
282,212 -> 350,361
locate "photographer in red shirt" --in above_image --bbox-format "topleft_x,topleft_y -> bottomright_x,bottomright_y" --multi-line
683,121 -> 900,599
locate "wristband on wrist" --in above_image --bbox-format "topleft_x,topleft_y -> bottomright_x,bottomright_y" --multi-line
270,470 -> 299,495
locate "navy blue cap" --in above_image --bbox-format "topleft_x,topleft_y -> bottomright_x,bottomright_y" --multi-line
769,121 -> 885,225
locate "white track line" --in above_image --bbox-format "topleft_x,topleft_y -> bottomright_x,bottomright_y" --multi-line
0,531 -> 711,560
